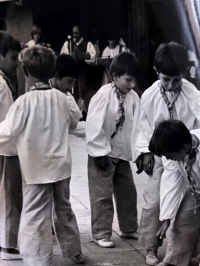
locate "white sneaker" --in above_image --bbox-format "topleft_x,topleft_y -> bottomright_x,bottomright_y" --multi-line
146,250 -> 159,265
1,251 -> 22,260
93,238 -> 115,248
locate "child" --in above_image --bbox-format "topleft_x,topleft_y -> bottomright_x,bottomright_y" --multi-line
149,119 -> 200,266
135,42 -> 200,265
86,52 -> 141,248
52,54 -> 86,138
0,45 -> 84,265
0,31 -> 22,260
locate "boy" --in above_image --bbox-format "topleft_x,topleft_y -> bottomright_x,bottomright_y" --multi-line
86,52 -> 141,247
0,45 -> 84,266
149,119 -> 200,266
135,42 -> 200,265
0,31 -> 22,260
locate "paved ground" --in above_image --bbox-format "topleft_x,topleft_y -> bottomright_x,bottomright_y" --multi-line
0,134 -> 167,266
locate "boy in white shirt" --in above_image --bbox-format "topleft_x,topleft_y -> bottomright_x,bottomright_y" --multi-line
149,119 -> 200,266
86,52 -> 141,248
0,46 -> 84,266
0,31 -> 22,260
135,42 -> 200,265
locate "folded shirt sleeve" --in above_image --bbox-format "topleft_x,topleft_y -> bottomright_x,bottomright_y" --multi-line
86,92 -> 111,157
0,100 -> 26,156
135,99 -> 153,156
159,157 -> 186,221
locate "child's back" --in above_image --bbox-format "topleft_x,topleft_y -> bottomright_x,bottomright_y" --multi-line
7,88 -> 79,183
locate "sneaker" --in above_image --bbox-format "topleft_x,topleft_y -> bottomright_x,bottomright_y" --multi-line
146,250 -> 159,265
1,251 -> 22,260
93,238 -> 115,248
73,252 -> 85,264
156,262 -> 169,266
120,230 -> 139,240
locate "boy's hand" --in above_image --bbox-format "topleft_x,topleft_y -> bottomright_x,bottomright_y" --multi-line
135,154 -> 144,174
143,153 -> 155,176
156,220 -> 170,240
95,156 -> 109,171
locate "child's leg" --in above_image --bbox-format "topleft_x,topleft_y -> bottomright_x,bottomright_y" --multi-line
88,155 -> 115,240
113,159 -> 138,233
163,189 -> 200,266
139,155 -> 163,250
0,156 -> 22,249
53,177 -> 82,258
19,181 -> 54,266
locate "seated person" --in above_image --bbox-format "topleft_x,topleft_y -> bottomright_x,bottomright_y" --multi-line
102,34 -> 129,58
101,34 -> 129,84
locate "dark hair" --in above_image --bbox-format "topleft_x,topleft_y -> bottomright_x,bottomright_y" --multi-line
149,119 -> 192,157
0,31 -> 21,56
110,52 -> 141,79
23,46 -> 55,80
0,18 -> 7,31
56,54 -> 80,79
154,42 -> 188,76
31,25 -> 43,40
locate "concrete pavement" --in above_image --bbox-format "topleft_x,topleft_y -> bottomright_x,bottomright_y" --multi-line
0,134 -> 166,266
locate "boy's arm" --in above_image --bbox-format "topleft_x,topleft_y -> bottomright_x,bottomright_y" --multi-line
66,92 -> 82,130
0,79 -> 13,122
0,100 -> 26,156
135,99 -> 155,175
160,157 -> 185,221
86,92 -> 111,157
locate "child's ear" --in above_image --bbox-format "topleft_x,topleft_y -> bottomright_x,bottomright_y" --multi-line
112,72 -> 117,81
23,65 -> 29,77
153,67 -> 159,76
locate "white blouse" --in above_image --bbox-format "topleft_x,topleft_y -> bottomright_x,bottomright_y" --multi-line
86,83 -> 140,161
0,89 -> 82,184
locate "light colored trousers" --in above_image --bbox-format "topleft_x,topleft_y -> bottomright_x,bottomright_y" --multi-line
88,156 -> 138,240
19,178 -> 82,266
164,189 -> 200,265
139,156 -> 164,250
0,156 -> 22,248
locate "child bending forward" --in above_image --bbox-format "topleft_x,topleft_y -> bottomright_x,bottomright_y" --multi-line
149,119 -> 200,266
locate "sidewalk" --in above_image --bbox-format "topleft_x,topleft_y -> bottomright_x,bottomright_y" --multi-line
0,134 -> 166,266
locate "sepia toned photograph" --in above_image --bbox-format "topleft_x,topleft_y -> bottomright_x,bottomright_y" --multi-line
0,0 -> 199,265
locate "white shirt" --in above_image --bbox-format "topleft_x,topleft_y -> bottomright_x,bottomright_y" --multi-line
0,75 -> 13,122
86,83 -> 140,161
160,129 -> 200,221
135,79 -> 200,154
0,89 -> 82,184
60,37 -> 96,61
102,45 -> 129,58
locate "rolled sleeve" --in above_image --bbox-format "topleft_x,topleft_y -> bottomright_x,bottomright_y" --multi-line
86,92 -> 111,157
159,157 -> 186,221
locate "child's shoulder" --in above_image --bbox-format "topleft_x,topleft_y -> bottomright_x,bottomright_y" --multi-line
0,75 -> 10,92
141,80 -> 160,100
97,83 -> 114,96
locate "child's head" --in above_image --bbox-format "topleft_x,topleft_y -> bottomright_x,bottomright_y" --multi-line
0,31 -> 21,76
110,52 -> 141,94
149,119 -> 192,161
53,54 -> 79,93
23,45 -> 55,83
107,33 -> 117,49
154,42 -> 188,91
31,25 -> 43,44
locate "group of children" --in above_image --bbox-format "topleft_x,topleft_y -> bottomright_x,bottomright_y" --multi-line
0,29 -> 199,266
